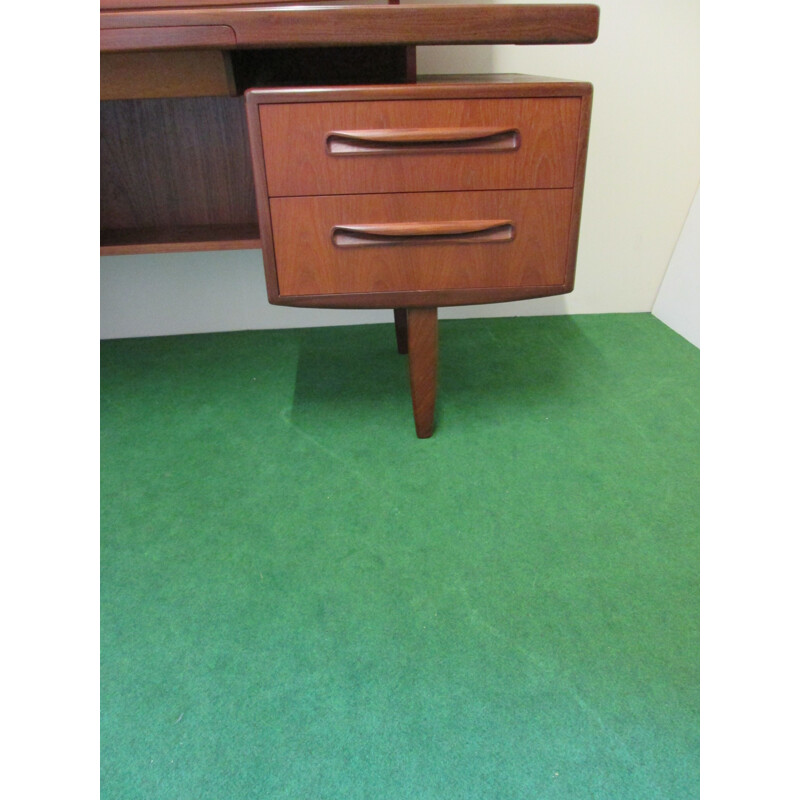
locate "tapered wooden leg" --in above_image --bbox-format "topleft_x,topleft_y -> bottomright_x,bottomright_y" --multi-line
406,307 -> 438,438
393,308 -> 409,355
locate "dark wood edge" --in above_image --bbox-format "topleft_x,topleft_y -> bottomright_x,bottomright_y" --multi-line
101,25 -> 236,50
245,97 -> 282,301
100,237 -> 260,256
101,0 -> 343,9
244,76 -> 592,106
405,45 -> 416,82
270,284 -> 573,310
101,4 -> 600,51
100,224 -> 261,255
563,88 -> 593,292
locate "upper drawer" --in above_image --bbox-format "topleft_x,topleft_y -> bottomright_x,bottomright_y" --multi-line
258,97 -> 582,197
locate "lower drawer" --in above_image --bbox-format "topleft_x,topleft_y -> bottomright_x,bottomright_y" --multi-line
269,189 -> 573,298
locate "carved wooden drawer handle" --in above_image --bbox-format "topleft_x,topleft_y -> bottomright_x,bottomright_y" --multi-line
331,220 -> 515,248
326,127 -> 521,155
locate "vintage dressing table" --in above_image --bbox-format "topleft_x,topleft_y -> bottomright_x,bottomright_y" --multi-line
100,1 -> 599,437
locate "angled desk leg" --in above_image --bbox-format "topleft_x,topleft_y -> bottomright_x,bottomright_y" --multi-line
393,308 -> 409,354
406,307 -> 438,438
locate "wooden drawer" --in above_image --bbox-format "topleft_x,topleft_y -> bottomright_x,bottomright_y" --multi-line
259,97 -> 582,197
269,189 -> 573,297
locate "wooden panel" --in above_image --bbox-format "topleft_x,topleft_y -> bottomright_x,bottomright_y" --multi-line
247,74 -> 592,104
100,4 -> 600,51
406,307 -> 438,438
101,96 -> 256,232
101,50 -> 235,99
564,92 -> 594,293
268,189 -> 573,296
100,0 -> 341,9
100,224 -> 260,255
101,25 -> 235,51
260,97 -> 581,197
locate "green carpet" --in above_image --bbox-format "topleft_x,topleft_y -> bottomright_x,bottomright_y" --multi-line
101,312 -> 699,799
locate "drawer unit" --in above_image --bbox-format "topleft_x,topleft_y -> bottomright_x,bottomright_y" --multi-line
245,78 -> 592,309
245,76 -> 593,436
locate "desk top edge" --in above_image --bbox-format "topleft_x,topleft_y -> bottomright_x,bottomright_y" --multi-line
101,4 -> 600,51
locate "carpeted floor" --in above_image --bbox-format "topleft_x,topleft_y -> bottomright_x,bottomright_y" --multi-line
101,312 -> 699,799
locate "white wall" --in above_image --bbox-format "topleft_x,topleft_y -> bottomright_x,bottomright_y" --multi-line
100,0 -> 699,339
652,187 -> 699,347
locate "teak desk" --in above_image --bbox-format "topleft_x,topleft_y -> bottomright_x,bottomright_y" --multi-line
101,1 -> 599,437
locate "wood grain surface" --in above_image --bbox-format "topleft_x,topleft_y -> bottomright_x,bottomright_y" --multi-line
101,4 -> 600,51
101,25 -> 236,51
260,97 -> 581,197
101,0 -> 341,9
100,46 -> 413,253
101,50 -> 236,100
393,308 -> 409,354
100,224 -> 260,255
247,75 -> 592,105
247,79 -> 593,309
406,307 -> 438,438
101,96 -> 256,232
268,189 -> 573,296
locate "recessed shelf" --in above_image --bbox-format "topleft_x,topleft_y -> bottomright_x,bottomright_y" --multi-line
100,224 -> 261,256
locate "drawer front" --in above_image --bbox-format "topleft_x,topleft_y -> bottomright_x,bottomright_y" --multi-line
269,189 -> 573,297
260,97 -> 581,197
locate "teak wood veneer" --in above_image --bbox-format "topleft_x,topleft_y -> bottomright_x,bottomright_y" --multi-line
100,3 -> 598,437
101,3 -> 600,50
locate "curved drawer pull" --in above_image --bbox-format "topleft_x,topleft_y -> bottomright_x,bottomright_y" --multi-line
326,127 -> 520,155
331,220 -> 515,248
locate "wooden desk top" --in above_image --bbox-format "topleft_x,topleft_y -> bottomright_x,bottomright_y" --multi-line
100,0 -> 351,8
101,3 -> 600,51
